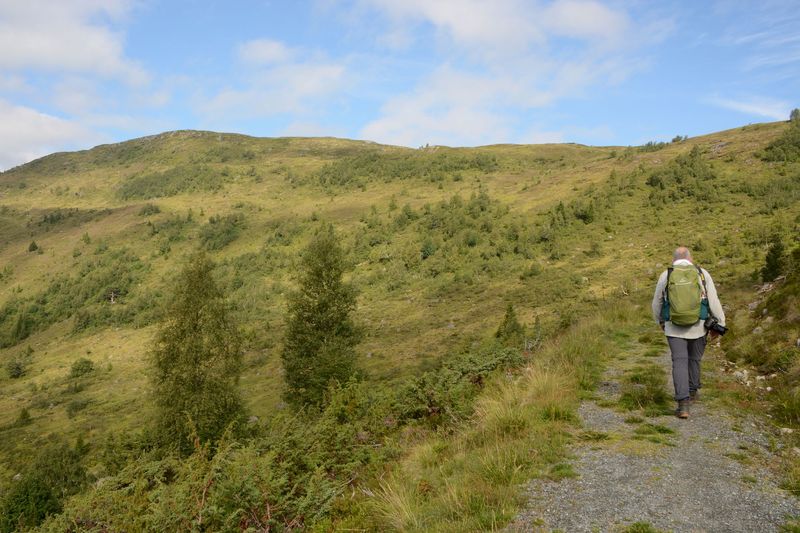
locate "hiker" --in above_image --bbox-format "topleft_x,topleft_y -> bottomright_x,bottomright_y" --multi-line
652,246 -> 726,419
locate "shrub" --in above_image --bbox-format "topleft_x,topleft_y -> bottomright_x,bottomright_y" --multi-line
28,241 -> 38,252
137,203 -> 161,216
762,235 -> 786,282
69,358 -> 94,378
117,164 -> 224,200
200,213 -> 245,250
0,437 -> 88,532
495,304 -> 525,348
15,407 -> 32,427
66,399 -> 90,418
645,147 -> 716,205
762,120 -> 800,162
6,358 -> 26,378
420,238 -> 437,259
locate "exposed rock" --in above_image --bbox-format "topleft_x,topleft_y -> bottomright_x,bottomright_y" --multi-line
752,327 -> 764,335
780,428 -> 794,435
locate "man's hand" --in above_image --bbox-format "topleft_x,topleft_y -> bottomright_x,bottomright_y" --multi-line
659,322 -> 665,332
709,330 -> 720,340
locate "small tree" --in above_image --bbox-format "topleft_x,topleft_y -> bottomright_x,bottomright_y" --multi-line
282,225 -> 361,407
28,241 -> 38,252
495,304 -> 525,348
761,235 -> 786,282
150,252 -> 244,453
790,108 -> 800,124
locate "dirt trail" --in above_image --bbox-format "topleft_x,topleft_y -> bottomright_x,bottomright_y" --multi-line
508,347 -> 799,532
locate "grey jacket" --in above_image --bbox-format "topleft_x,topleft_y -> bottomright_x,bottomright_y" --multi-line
651,259 -> 725,339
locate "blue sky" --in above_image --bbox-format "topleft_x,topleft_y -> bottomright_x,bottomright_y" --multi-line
0,0 -> 798,169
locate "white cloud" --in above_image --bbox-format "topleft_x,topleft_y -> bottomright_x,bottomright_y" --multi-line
353,0 -> 648,146
200,38 -> 348,121
708,96 -> 790,121
358,0 -> 631,57
238,39 -> 294,65
543,0 -> 629,43
202,62 -> 346,119
0,0 -> 148,84
361,65 -> 516,146
0,99 -> 103,170
360,0 -> 543,57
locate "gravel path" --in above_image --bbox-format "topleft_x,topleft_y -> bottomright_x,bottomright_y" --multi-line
508,349 -> 800,532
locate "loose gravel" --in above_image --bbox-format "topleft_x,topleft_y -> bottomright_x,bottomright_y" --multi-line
508,350 -> 800,532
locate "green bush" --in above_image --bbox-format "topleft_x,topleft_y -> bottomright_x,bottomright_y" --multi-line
69,358 -> 94,378
117,164 -> 224,200
646,147 -> 715,205
6,358 -> 26,378
0,437 -> 88,532
200,213 -> 245,250
312,151 -> 498,188
762,235 -> 786,282
137,203 -> 161,216
762,121 -> 800,162
66,399 -> 90,418
495,304 -> 525,348
14,407 -> 32,427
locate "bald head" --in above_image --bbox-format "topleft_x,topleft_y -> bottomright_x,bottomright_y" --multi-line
673,246 -> 692,261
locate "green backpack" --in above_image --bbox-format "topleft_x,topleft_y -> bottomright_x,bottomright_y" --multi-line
661,265 -> 709,326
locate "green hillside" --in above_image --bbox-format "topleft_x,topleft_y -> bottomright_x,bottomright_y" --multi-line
1,120 -> 799,530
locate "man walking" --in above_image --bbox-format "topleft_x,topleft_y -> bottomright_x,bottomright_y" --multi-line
652,246 -> 725,419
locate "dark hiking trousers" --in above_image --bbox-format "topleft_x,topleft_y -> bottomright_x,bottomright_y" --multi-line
667,335 -> 707,401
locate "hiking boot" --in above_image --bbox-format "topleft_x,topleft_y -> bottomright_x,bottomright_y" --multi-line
689,390 -> 699,403
675,400 -> 690,419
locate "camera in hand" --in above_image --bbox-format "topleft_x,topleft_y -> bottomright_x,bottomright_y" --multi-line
704,316 -> 728,336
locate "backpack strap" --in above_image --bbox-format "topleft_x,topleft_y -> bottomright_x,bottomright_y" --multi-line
660,267 -> 673,323
695,265 -> 708,298
663,267 -> 673,303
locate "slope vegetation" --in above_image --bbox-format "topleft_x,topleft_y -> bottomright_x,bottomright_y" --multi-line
0,120 -> 799,530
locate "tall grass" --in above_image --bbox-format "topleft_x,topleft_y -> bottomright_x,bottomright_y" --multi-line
370,303 -> 638,531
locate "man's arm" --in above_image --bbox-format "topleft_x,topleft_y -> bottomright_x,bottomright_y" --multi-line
652,271 -> 667,326
703,269 -> 725,327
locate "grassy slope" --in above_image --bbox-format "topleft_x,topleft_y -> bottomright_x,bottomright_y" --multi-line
0,122 -> 798,502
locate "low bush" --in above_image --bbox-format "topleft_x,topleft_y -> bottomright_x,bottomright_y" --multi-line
117,164 -> 224,200
761,121 -> 800,162
0,437 -> 88,532
5,358 -> 26,378
199,213 -> 245,250
69,358 -> 94,379
137,203 -> 161,216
